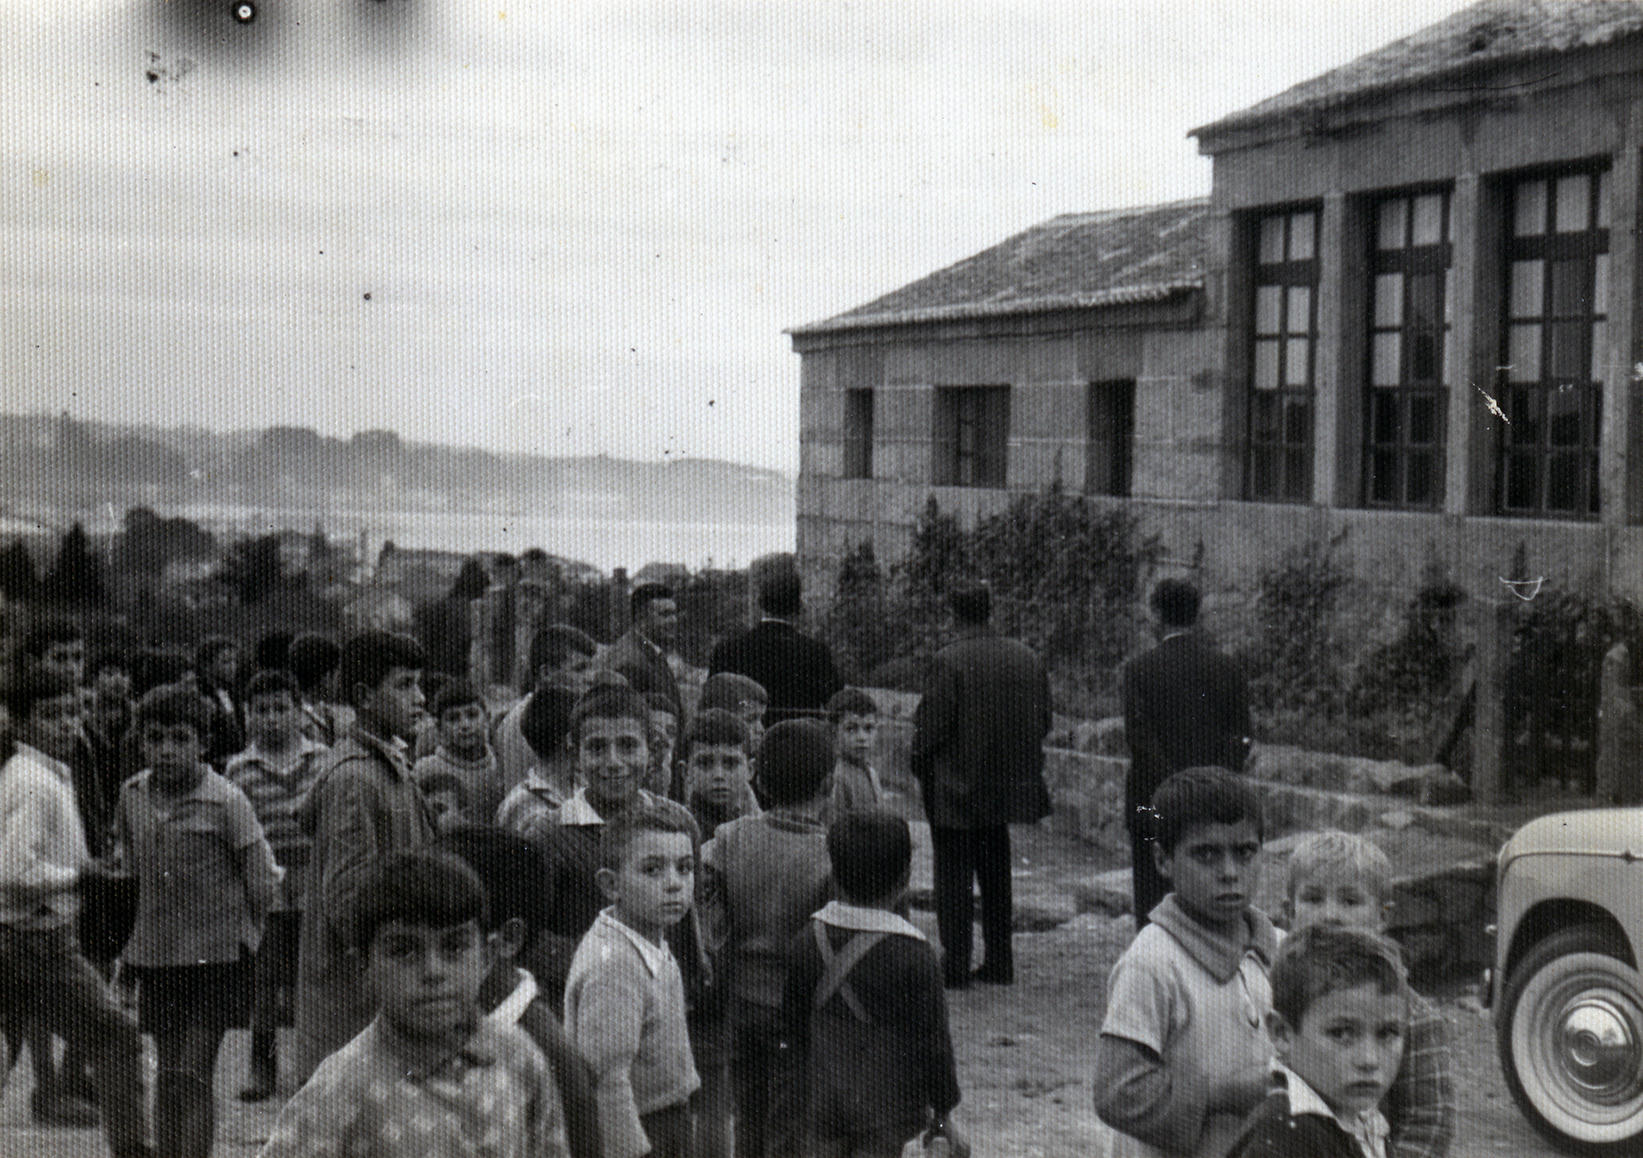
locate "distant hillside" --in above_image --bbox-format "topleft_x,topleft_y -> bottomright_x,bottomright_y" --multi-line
0,413 -> 795,527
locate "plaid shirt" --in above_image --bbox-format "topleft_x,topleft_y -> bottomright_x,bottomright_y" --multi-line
1385,992 -> 1456,1158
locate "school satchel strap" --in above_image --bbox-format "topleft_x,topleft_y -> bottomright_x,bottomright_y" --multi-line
811,921 -> 885,1024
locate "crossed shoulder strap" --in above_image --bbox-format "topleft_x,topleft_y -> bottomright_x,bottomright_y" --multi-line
811,920 -> 886,1025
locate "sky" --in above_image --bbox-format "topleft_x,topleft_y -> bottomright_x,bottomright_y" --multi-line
1,0 -> 1480,474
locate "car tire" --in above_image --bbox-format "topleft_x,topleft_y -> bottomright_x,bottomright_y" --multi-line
1498,923 -> 1643,1153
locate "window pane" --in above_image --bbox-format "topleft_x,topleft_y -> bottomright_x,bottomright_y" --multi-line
1252,447 -> 1276,497
1254,340 -> 1280,389
1284,448 -> 1309,499
1509,260 -> 1543,319
1255,285 -> 1283,334
1550,259 -> 1589,316
1546,453 -> 1580,510
1286,285 -> 1312,332
1594,253 -> 1610,316
1258,215 -> 1285,263
1290,212 -> 1316,260
1548,387 -> 1582,446
1408,273 -> 1440,329
1410,330 -> 1441,383
1410,394 -> 1438,444
1372,393 -> 1400,443
1591,321 -> 1607,380
1407,452 -> 1435,505
1373,273 -> 1403,328
1555,174 -> 1591,233
1506,452 -> 1539,508
1548,321 -> 1586,381
1285,338 -> 1311,386
1507,387 -> 1539,444
1252,394 -> 1280,441
1508,325 -> 1541,382
1377,199 -> 1406,250
1284,397 -> 1310,443
1412,193 -> 1445,245
1370,450 -> 1397,502
1372,333 -> 1402,386
1597,170 -> 1611,228
1514,179 -> 1547,236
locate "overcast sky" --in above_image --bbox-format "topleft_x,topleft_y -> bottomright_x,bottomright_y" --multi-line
2,0 -> 1477,473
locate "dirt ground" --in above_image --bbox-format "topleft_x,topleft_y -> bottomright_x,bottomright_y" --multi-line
0,822 -> 1570,1157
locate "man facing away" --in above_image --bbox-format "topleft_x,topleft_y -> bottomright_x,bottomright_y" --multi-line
708,569 -> 842,726
910,583 -> 1051,989
1121,578 -> 1251,927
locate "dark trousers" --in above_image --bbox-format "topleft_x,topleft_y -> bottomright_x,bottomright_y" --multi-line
729,1001 -> 784,1158
0,923 -> 150,1158
929,824 -> 1011,983
641,1102 -> 694,1158
1127,816 -> 1168,928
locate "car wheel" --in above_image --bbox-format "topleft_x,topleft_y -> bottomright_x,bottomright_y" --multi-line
1498,924 -> 1643,1153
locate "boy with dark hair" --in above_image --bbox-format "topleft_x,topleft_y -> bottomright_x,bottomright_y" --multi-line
226,667 -> 330,1102
0,670 -> 152,1158
287,632 -> 345,746
293,630 -> 437,1082
1094,767 -> 1278,1158
701,718 -> 835,1158
603,584 -> 684,720
644,691 -> 682,799
85,650 -> 135,809
681,708 -> 761,842
115,683 -> 281,1158
565,805 -> 701,1158
440,825 -> 604,1158
698,673 -> 769,757
194,635 -> 246,767
777,811 -> 965,1158
823,687 -> 884,822
496,623 -> 600,790
414,678 -> 504,824
260,849 -> 570,1158
497,683 -> 582,841
1228,926 -> 1411,1158
535,684 -> 700,1005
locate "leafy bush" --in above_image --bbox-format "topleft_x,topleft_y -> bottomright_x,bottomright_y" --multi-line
1242,534 -> 1352,718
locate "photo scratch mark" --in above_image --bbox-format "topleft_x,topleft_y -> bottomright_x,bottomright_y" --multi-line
1475,384 -> 1509,424
1501,576 -> 1544,602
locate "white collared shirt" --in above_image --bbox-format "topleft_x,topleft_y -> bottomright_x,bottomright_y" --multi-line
1278,1064 -> 1390,1158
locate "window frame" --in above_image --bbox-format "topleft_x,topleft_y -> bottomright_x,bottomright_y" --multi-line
842,388 -> 875,480
1245,206 -> 1320,503
1085,379 -> 1135,498
932,385 -> 1010,488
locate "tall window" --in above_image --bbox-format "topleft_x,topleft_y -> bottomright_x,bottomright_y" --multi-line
1086,379 -> 1135,497
843,388 -> 874,479
932,386 -> 1009,487
1365,190 -> 1450,508
1499,169 -> 1608,517
1247,208 -> 1318,501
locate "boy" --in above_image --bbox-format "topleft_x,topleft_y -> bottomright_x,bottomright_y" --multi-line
194,635 -> 246,767
682,708 -> 762,842
115,683 -> 282,1158
822,687 -> 884,823
698,672 -> 768,756
292,630 -> 438,1082
226,668 -> 330,1102
1093,767 -> 1279,1158
776,811 -> 965,1158
535,684 -> 700,1003
1284,832 -> 1455,1158
260,850 -> 570,1158
414,679 -> 505,824
1228,926 -> 1411,1158
565,806 -> 701,1158
440,825 -> 604,1158
497,683 -> 582,842
644,692 -> 681,799
287,632 -> 346,747
496,624 -> 601,790
701,718 -> 834,1158
0,670 -> 152,1158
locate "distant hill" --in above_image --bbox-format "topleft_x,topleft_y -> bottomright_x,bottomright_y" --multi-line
0,413 -> 795,528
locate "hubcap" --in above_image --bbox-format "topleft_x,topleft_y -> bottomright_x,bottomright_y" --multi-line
1559,998 -> 1641,1100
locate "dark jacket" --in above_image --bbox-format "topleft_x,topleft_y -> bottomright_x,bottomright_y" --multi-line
1121,630 -> 1250,821
910,628 -> 1051,829
709,620 -> 843,724
601,628 -> 682,717
1227,1089 -> 1370,1158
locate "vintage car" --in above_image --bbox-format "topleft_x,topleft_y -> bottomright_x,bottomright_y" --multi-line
1492,808 -> 1643,1152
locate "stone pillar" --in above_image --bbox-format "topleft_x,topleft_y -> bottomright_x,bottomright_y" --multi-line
1312,193 -> 1348,506
1595,642 -> 1643,804
1444,174 -> 1482,514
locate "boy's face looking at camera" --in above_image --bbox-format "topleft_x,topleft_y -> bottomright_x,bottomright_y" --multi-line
578,713 -> 649,812
38,640 -> 86,687
1289,869 -> 1388,933
835,711 -> 877,768
365,918 -> 491,1044
597,828 -> 694,944
21,691 -> 83,763
247,690 -> 302,751
142,721 -> 207,794
685,741 -> 750,810
1270,982 -> 1407,1118
438,701 -> 489,762
1154,818 -> 1262,934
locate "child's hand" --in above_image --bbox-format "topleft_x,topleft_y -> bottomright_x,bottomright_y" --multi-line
927,1117 -> 970,1158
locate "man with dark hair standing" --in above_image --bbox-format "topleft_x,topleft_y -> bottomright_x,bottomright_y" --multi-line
911,583 -> 1051,989
709,567 -> 842,725
1121,578 -> 1251,927
602,583 -> 683,719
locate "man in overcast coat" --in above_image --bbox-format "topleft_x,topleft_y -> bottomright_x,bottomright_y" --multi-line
911,582 -> 1051,989
708,569 -> 842,725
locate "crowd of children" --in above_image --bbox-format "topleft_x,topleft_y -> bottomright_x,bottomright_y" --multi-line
0,602 -> 1462,1158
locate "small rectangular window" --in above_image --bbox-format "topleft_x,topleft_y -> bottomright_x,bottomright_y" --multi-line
932,386 -> 1009,488
1245,207 -> 1319,501
842,389 -> 874,479
1085,380 -> 1135,497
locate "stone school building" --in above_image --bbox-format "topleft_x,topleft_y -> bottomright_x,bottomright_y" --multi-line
788,0 -> 1643,610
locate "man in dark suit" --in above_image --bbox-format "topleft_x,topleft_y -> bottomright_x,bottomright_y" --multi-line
708,570 -> 842,725
601,582 -> 683,718
1121,578 -> 1251,926
911,583 -> 1051,988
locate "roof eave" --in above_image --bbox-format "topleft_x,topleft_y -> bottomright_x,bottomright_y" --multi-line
787,280 -> 1203,337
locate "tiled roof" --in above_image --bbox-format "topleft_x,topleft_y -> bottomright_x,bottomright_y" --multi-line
791,198 -> 1209,335
1195,0 -> 1643,139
